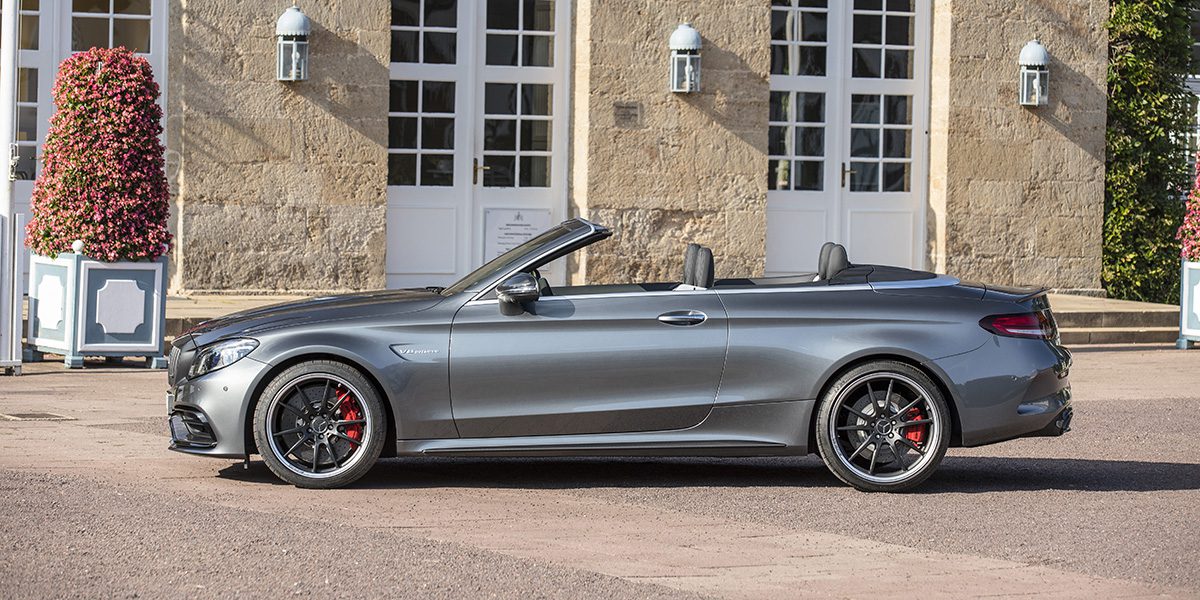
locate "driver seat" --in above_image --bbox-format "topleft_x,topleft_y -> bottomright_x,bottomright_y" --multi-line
817,242 -> 850,280
682,243 -> 715,288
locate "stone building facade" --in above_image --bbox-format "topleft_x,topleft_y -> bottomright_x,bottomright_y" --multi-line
9,1 -> 1109,295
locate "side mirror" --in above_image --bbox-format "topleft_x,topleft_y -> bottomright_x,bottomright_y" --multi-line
496,273 -> 540,315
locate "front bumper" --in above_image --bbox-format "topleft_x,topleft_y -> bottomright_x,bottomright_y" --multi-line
928,337 -> 1073,447
167,356 -> 272,458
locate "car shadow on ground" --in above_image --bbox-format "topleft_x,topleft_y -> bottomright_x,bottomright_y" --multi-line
217,455 -> 1200,494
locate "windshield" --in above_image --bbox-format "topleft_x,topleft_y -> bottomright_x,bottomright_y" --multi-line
441,223 -> 581,295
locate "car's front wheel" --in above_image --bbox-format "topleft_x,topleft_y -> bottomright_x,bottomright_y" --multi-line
815,361 -> 950,492
253,360 -> 386,488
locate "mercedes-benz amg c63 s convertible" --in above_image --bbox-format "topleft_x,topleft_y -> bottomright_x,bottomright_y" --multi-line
167,218 -> 1073,492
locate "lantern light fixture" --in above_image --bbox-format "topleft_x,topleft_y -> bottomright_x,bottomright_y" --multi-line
276,4 -> 311,82
1018,39 -> 1049,107
669,23 -> 702,93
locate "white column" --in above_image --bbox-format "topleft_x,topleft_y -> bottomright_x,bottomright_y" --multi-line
0,0 -> 22,372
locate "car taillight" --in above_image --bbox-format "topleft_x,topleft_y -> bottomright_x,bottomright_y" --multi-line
980,312 -> 1055,340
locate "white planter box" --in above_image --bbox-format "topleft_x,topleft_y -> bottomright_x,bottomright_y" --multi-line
25,252 -> 166,368
1181,260 -> 1200,349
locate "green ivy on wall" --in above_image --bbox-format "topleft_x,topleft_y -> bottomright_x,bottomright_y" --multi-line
1106,0 -> 1199,303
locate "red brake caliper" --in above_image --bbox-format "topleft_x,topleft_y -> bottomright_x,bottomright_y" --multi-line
333,388 -> 364,443
902,407 -> 927,445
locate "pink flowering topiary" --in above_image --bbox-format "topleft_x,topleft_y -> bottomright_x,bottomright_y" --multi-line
1180,156 -> 1200,262
24,47 -> 171,262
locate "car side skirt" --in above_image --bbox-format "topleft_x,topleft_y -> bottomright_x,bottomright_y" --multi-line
395,399 -> 816,457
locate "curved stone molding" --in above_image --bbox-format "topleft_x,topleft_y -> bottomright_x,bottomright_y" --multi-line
35,276 -> 64,330
94,279 -> 146,335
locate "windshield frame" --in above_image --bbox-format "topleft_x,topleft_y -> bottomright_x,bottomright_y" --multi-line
440,219 -> 602,297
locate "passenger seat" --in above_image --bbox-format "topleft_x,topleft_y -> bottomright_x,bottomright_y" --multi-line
681,243 -> 715,289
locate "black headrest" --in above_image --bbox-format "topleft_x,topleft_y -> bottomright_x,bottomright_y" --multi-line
691,246 -> 715,288
683,243 -> 701,286
817,242 -> 836,280
825,244 -> 849,279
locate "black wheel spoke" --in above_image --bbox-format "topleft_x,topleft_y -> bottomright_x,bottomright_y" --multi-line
850,434 -> 875,459
284,434 -> 309,458
868,441 -> 880,475
840,404 -> 872,421
279,401 -> 305,419
331,432 -> 362,446
327,443 -> 342,469
272,425 -> 306,438
899,418 -> 933,428
335,419 -> 366,427
897,437 -> 926,455
884,378 -> 895,416
311,442 -> 322,473
895,395 -> 924,416
837,424 -> 871,432
321,379 -> 333,415
891,441 -> 909,471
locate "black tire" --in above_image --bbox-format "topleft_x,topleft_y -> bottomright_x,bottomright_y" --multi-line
253,360 -> 387,489
815,360 -> 950,492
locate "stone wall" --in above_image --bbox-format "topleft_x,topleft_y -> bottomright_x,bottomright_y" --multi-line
928,1 -> 1107,294
570,0 -> 770,284
168,1 -> 389,293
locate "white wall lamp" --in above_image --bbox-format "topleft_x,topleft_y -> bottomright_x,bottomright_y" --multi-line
1018,39 -> 1049,107
669,23 -> 702,93
276,4 -> 311,82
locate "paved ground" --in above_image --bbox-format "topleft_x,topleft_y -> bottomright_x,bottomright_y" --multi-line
0,345 -> 1197,598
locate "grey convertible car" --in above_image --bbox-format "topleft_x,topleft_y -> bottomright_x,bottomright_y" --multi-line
167,218 -> 1073,492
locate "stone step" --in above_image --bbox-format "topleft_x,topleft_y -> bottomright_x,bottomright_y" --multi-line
1053,309 -> 1178,329
1059,327 -> 1180,346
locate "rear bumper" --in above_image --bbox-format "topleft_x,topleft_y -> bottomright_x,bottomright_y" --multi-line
927,337 -> 1073,447
167,356 -> 271,458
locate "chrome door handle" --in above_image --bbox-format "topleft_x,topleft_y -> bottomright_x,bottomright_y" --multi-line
657,310 -> 707,326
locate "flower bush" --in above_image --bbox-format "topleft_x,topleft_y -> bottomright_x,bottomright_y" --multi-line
1181,157 -> 1200,262
25,47 -> 171,262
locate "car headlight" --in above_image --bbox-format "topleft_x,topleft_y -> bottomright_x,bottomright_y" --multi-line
188,338 -> 259,378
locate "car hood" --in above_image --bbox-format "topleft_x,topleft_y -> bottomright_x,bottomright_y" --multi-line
179,289 -> 445,349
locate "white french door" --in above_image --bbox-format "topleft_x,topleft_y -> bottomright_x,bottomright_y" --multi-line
386,0 -> 570,289
767,0 -> 929,275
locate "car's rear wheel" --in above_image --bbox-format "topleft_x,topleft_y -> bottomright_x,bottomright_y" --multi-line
815,361 -> 950,492
253,360 -> 386,489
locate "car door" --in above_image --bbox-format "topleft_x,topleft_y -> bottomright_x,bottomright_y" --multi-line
448,290 -> 729,438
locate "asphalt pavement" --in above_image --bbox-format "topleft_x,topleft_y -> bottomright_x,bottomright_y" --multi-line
0,344 -> 1196,598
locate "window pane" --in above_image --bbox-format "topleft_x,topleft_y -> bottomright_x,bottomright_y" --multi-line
391,30 -> 418,62
887,0 -> 913,12
854,0 -> 883,10
796,126 -> 823,156
849,162 -> 879,192
800,11 -> 827,42
523,0 -> 554,31
794,160 -> 823,191
850,128 -> 879,158
852,48 -> 881,78
388,117 -> 418,149
853,14 -> 882,44
14,145 -> 35,180
522,35 -> 552,67
520,120 -> 551,151
769,91 -> 791,122
484,119 -> 516,150
883,163 -> 909,192
72,17 -> 108,52
19,15 -> 37,50
884,49 -> 912,79
768,159 -> 790,190
851,94 -> 880,124
798,46 -> 825,76
484,83 -> 517,114
771,10 -> 790,41
388,154 -> 417,186
421,154 -> 454,186
521,83 -> 551,115
883,129 -> 910,158
392,0 -> 419,26
16,106 -> 36,141
17,68 -> 36,103
487,0 -> 519,30
770,44 -> 790,76
483,155 -> 515,187
423,81 -> 455,113
425,0 -> 456,28
113,18 -> 150,52
884,95 -> 911,124
485,34 -> 518,66
389,80 -> 418,112
519,156 -> 549,187
114,0 -> 152,15
421,117 -> 454,150
768,125 -> 790,155
20,0 -> 39,10
798,92 -> 824,122
424,31 -> 456,64
73,0 -> 108,13
885,15 -> 912,45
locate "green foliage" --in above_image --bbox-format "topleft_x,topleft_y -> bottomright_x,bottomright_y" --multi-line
1105,0 -> 1199,303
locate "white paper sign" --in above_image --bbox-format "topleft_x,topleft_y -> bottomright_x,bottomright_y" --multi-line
484,209 -> 553,262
